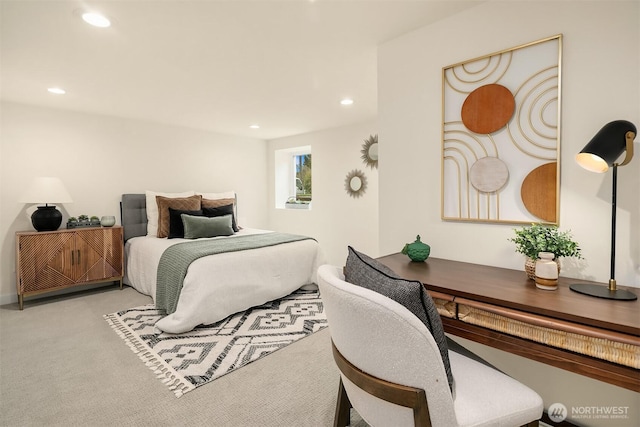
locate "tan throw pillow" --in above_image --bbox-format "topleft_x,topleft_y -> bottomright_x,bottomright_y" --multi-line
145,190 -> 195,236
201,197 -> 235,209
156,195 -> 202,238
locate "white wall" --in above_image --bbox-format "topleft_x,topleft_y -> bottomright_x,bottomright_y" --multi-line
378,1 -> 639,425
267,121 -> 379,267
0,102 -> 269,305
379,0 -> 639,285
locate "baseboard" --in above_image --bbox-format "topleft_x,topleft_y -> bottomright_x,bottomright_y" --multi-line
0,292 -> 18,307
0,281 -> 121,308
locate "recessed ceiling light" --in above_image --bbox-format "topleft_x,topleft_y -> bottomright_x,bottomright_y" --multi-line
249,124 -> 260,129
47,87 -> 66,95
340,98 -> 354,106
82,12 -> 111,28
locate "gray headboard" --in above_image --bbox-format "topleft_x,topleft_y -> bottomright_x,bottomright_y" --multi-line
120,194 -> 147,241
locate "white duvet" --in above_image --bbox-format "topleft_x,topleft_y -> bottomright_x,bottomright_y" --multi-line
123,228 -> 326,333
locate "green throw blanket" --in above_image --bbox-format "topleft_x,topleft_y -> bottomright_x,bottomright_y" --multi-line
156,232 -> 315,314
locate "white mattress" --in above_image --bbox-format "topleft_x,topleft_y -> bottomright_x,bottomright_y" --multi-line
124,228 -> 326,333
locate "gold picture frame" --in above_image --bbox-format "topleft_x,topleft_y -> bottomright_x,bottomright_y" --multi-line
441,35 -> 562,224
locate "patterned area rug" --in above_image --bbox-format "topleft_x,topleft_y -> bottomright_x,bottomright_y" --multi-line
104,289 -> 327,397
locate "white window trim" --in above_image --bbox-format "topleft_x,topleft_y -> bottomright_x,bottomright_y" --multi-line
275,146 -> 311,210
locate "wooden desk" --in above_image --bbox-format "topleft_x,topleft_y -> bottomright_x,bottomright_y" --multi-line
376,254 -> 640,392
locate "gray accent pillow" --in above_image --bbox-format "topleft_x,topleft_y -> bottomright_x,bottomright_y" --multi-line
182,214 -> 234,239
344,246 -> 454,393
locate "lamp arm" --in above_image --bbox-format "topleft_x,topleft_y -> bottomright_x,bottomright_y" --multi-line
616,131 -> 635,166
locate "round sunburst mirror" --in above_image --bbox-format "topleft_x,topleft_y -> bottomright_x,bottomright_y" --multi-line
361,134 -> 378,169
345,169 -> 368,198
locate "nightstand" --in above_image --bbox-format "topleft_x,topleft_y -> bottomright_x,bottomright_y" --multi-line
15,226 -> 124,309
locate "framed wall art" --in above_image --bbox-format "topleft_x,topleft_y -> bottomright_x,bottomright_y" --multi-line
441,35 -> 562,224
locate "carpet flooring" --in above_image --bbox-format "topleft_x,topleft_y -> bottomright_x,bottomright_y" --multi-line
0,285 -> 368,426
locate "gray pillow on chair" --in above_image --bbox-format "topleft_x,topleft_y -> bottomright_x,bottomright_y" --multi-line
344,246 -> 454,393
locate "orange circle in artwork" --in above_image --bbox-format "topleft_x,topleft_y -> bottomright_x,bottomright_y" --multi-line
461,84 -> 515,134
521,162 -> 557,223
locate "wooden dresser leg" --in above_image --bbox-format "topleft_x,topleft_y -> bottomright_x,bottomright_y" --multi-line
18,294 -> 23,310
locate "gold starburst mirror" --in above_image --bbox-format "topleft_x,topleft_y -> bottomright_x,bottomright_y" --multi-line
361,134 -> 378,169
345,169 -> 367,198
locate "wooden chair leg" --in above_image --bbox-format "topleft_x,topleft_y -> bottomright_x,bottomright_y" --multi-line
334,377 -> 352,427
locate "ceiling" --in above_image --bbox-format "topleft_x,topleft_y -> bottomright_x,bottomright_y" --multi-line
1,0 -> 480,140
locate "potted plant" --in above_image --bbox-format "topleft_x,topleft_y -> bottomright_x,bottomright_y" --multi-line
509,223 -> 582,279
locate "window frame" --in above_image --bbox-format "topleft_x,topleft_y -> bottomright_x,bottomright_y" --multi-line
274,146 -> 312,210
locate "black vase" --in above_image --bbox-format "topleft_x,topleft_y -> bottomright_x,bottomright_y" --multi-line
31,205 -> 63,232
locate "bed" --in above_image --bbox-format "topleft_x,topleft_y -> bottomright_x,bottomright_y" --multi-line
120,192 -> 325,334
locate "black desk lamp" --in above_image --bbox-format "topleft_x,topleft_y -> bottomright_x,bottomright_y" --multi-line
570,120 -> 637,300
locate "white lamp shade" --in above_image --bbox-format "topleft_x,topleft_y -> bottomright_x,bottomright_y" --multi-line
19,177 -> 73,205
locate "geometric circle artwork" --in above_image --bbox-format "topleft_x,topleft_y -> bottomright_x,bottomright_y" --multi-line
461,84 -> 515,134
469,157 -> 509,193
521,162 -> 557,223
442,35 -> 561,223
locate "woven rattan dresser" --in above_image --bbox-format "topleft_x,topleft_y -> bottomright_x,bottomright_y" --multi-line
377,253 -> 640,392
15,226 -> 124,309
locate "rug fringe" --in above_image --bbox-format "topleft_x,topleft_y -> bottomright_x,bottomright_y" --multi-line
103,312 -> 193,398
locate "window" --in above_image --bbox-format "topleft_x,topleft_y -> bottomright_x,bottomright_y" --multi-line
275,146 -> 312,209
294,154 -> 312,202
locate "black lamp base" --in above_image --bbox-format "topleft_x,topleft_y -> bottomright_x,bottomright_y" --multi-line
569,283 -> 637,301
31,205 -> 63,232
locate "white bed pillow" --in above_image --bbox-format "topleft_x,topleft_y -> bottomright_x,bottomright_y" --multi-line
197,191 -> 236,200
145,190 -> 195,236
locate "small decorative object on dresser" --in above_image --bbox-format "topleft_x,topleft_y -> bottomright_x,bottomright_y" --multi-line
534,252 -> 559,290
67,214 -> 101,229
401,235 -> 431,262
100,216 -> 116,227
509,223 -> 581,279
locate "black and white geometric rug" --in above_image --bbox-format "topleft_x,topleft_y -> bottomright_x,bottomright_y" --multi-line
104,289 -> 327,397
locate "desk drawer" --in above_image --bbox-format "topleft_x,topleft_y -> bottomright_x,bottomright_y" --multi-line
455,298 -> 640,369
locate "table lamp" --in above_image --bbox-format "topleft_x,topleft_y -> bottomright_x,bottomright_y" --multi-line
19,177 -> 73,232
570,120 -> 637,300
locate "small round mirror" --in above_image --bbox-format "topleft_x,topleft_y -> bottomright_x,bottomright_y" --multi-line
345,169 -> 367,198
368,143 -> 378,161
361,134 -> 378,169
350,176 -> 362,191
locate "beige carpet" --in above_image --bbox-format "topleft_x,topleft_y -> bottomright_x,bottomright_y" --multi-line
0,285 -> 366,427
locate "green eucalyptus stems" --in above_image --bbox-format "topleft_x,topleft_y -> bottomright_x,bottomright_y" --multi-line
510,223 -> 582,260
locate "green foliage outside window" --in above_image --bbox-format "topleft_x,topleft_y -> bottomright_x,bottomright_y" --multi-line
295,154 -> 312,202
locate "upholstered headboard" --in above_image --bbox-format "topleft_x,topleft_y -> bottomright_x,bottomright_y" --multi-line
120,194 -> 147,241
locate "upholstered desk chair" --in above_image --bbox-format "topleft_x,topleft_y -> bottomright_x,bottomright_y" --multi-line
317,264 -> 543,427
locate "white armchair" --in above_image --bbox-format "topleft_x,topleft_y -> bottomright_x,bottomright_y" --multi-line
317,264 -> 543,427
